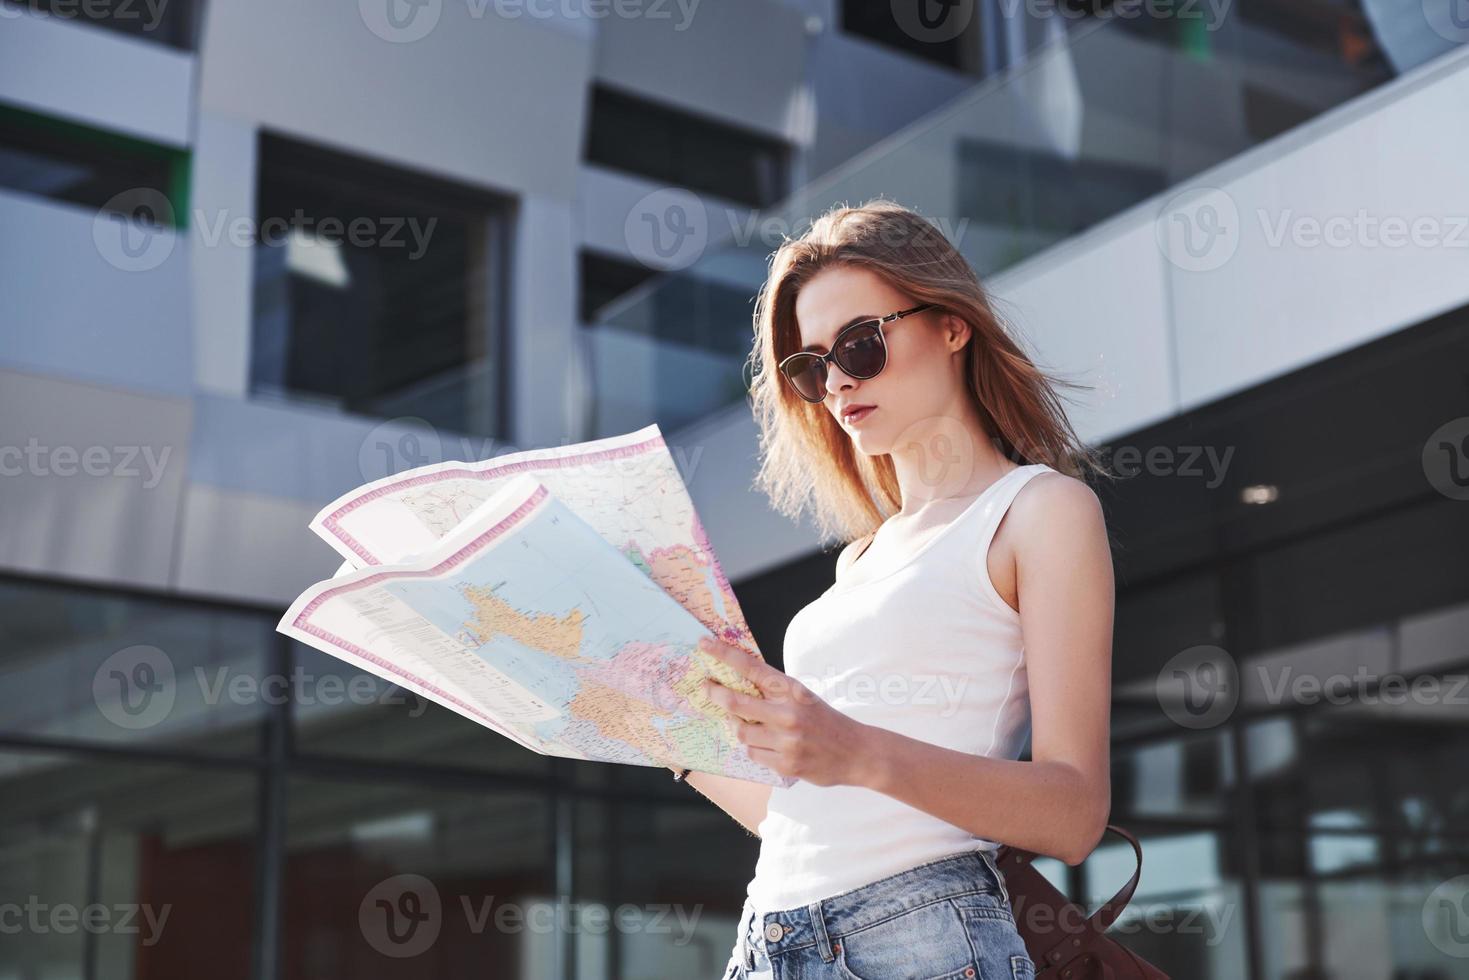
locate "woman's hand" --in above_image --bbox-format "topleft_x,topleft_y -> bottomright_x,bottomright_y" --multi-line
693,635 -> 874,788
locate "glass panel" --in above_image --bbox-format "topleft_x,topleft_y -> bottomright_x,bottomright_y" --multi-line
249,132 -> 510,441
0,749 -> 259,979
1245,673 -> 1469,836
0,579 -> 272,755
0,106 -> 182,221
1255,831 -> 1469,979
1113,730 -> 1236,820
574,797 -> 760,980
0,0 -> 198,49
1081,830 -> 1249,979
1112,568 -> 1228,737
586,85 -> 790,209
580,249 -> 660,325
583,13 -> 1461,436
289,644 -> 551,777
1243,613 -> 1469,977
839,0 -> 967,69
281,776 -> 553,976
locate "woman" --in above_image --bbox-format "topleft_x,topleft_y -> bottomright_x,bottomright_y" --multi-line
676,199 -> 1115,980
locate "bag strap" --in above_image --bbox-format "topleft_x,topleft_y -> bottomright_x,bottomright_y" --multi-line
1002,823 -> 1146,971
1087,824 -> 1144,933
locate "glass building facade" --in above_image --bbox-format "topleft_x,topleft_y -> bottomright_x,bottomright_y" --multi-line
5,300 -> 1467,979
3,0 -> 1469,977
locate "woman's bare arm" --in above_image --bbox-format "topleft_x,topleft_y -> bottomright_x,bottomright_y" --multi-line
672,534 -> 868,836
698,472 -> 1114,866
849,474 -> 1114,864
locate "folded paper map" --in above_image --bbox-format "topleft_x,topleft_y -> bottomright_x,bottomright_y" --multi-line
312,423 -> 756,650
278,424 -> 793,786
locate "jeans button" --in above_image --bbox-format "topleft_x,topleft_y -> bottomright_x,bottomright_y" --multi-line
764,922 -> 784,943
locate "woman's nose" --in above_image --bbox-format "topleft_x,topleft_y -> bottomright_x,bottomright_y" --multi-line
824,362 -> 856,397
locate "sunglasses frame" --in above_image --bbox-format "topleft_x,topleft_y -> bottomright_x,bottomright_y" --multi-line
778,303 -> 936,403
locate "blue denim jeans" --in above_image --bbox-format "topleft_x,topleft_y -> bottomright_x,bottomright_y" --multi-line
720,847 -> 1036,980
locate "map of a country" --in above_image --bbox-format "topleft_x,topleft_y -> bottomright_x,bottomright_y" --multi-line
562,640 -> 762,769
459,583 -> 591,664
623,541 -> 754,649
565,673 -> 681,764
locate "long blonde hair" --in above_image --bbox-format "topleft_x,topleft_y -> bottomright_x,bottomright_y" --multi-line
747,198 -> 1110,545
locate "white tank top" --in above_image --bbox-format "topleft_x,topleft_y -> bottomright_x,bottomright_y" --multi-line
744,463 -> 1052,913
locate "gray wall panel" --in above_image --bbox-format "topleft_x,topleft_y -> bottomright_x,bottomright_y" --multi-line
0,370 -> 191,588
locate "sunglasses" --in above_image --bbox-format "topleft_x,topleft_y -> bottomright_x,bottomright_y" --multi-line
778,303 -> 936,403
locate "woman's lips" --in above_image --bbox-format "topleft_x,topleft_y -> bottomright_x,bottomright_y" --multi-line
843,405 -> 876,425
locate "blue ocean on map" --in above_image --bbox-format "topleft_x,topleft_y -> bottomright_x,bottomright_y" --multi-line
380,490 -> 721,757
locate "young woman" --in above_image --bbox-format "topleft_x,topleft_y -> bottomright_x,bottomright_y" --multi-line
675,199 -> 1115,980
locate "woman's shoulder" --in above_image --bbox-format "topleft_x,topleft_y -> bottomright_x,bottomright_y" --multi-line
1005,467 -> 1106,545
1015,465 -> 1099,504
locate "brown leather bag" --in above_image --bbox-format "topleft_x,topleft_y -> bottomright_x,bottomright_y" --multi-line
993,825 -> 1170,979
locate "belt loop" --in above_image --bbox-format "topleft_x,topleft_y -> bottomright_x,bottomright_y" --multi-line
740,901 -> 757,969
807,901 -> 835,962
980,847 -> 1012,907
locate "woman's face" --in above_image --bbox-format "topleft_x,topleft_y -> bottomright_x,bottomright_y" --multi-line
793,265 -> 966,456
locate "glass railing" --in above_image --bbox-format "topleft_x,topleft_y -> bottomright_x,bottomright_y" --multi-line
583,5 -> 1463,437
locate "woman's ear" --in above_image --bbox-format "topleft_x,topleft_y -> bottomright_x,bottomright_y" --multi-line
942,312 -> 971,353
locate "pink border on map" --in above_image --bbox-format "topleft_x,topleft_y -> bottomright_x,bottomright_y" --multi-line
291,482 -> 551,753
321,434 -> 668,566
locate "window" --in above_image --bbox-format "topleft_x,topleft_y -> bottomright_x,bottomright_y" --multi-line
839,0 -> 970,69
1,0 -> 200,49
0,579 -> 271,753
956,137 -> 1167,240
585,84 -> 788,209
0,750 -> 260,979
0,103 -> 186,224
0,574 -> 750,980
579,248 -> 661,324
1241,84 -> 1321,145
249,131 -> 513,440
1096,305 -> 1469,978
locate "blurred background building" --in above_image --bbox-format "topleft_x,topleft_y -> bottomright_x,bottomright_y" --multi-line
1,0 -> 1468,977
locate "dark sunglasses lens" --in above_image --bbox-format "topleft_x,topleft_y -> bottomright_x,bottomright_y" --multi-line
782,357 -> 826,401
835,324 -> 885,377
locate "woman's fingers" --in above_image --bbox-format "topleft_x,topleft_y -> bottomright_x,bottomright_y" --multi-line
694,635 -> 785,699
704,677 -> 784,725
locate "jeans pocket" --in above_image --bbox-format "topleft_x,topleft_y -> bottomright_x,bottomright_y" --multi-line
977,848 -> 1012,909
832,900 -> 980,980
957,902 -> 1032,980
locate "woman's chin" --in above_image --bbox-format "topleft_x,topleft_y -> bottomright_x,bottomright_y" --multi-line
846,430 -> 890,456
